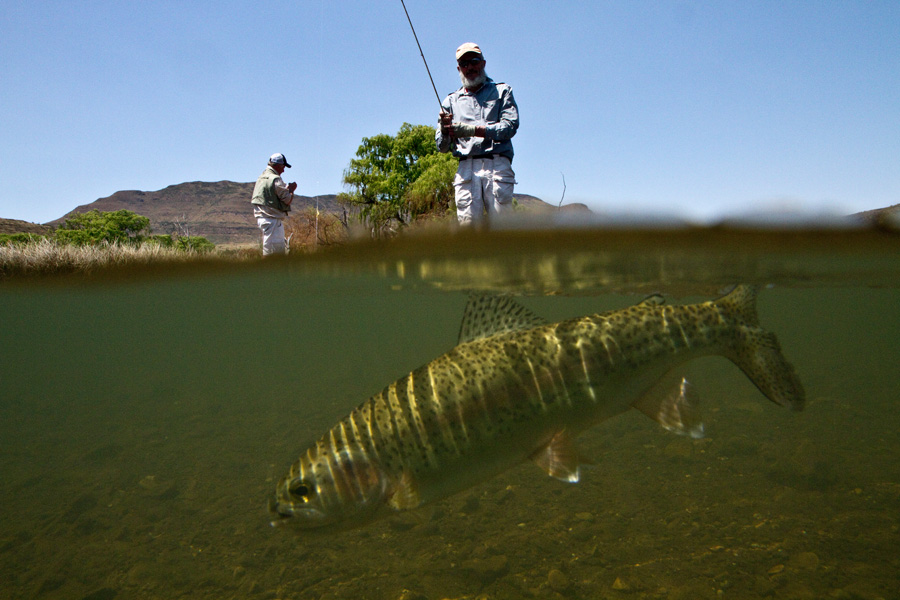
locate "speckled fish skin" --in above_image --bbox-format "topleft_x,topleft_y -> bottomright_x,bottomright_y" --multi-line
271,285 -> 804,530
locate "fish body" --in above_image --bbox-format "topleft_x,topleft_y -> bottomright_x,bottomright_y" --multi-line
271,285 -> 804,530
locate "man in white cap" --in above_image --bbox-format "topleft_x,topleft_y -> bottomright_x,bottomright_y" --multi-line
436,42 -> 519,225
251,153 -> 297,255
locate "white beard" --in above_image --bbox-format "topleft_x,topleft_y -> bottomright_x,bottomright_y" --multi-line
460,70 -> 488,90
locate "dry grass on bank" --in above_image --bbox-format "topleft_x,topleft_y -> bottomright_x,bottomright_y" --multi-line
2,215 -> 462,281
0,238 -> 256,280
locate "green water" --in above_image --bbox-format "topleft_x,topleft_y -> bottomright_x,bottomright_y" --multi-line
1,229 -> 899,600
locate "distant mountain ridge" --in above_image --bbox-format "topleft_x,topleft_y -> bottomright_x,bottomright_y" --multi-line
0,218 -> 52,236
45,181 -> 342,246
3,188 -> 895,243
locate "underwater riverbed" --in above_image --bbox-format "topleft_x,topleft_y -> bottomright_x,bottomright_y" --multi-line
1,228 -> 898,600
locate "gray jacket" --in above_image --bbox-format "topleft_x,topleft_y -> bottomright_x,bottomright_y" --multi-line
435,78 -> 519,162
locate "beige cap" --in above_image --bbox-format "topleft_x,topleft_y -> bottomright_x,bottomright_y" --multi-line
456,42 -> 483,60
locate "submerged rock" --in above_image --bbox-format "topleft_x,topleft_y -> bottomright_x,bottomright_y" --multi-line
460,554 -> 509,582
788,551 -> 820,571
547,568 -> 569,592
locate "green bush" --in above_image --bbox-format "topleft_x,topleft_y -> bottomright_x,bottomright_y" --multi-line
54,209 -> 151,246
3,210 -> 215,256
0,233 -> 46,246
175,236 -> 215,252
145,234 -> 175,247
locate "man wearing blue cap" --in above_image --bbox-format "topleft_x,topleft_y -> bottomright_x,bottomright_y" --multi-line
251,153 -> 296,255
436,42 -> 519,225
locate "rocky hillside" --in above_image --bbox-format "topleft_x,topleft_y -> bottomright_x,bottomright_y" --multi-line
47,181 -> 342,246
852,204 -> 900,230
0,218 -> 52,236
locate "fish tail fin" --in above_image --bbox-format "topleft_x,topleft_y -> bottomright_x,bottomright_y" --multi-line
715,285 -> 806,411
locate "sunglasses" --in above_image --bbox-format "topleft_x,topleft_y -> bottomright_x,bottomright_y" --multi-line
457,57 -> 484,68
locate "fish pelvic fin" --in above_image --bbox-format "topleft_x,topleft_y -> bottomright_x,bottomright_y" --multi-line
458,295 -> 548,345
530,430 -> 582,483
634,375 -> 705,439
715,285 -> 806,411
387,470 -> 421,511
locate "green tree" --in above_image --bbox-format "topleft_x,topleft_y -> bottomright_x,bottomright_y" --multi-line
339,123 -> 457,236
55,209 -> 151,246
404,152 -> 458,221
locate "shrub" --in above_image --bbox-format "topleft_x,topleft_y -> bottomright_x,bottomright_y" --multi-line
145,234 -> 175,247
284,207 -> 348,252
0,233 -> 46,246
175,236 -> 215,252
54,209 -> 151,246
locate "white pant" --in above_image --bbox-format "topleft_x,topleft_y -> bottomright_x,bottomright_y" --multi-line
254,210 -> 286,255
454,156 -> 516,225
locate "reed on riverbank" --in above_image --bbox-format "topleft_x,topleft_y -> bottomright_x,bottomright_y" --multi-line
0,238 -> 251,280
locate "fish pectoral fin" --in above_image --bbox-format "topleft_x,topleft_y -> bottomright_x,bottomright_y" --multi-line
387,470 -> 421,511
634,375 -> 705,439
530,430 -> 581,483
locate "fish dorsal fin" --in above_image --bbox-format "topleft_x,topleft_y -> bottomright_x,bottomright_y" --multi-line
633,374 -> 705,439
529,430 -> 581,483
637,293 -> 666,307
457,294 -> 547,345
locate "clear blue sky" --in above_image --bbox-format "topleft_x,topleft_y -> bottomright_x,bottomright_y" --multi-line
2,1 -> 898,224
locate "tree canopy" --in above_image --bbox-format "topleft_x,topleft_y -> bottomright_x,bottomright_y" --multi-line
55,210 -> 151,246
339,123 -> 457,236
51,209 -> 214,251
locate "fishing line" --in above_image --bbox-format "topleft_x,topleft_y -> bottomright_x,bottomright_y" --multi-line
399,0 -> 447,114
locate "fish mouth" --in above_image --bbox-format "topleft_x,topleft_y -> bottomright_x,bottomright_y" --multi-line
268,496 -> 328,528
268,496 -> 293,519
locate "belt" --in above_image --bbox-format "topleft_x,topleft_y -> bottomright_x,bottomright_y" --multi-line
465,153 -> 499,161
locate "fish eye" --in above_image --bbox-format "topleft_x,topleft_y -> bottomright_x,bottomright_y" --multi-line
288,479 -> 311,501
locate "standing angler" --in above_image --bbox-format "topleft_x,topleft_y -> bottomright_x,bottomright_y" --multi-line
251,153 -> 297,255
436,42 -> 519,226
271,286 -> 804,530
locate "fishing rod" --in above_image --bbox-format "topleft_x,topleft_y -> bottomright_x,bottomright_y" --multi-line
399,0 -> 447,114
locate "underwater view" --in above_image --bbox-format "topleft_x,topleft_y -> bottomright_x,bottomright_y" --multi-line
1,228 -> 898,600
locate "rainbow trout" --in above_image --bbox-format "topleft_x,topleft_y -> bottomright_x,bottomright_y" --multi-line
271,285 -> 804,530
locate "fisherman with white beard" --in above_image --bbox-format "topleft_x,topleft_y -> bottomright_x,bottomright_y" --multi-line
251,153 -> 296,255
436,43 -> 520,225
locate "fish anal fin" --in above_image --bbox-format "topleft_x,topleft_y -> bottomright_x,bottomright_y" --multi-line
387,470 -> 421,511
530,430 -> 581,483
634,375 -> 705,439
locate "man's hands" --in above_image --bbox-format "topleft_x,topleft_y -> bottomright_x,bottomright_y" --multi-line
439,112 -> 485,139
452,123 -> 477,138
439,112 -> 453,136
